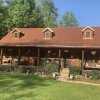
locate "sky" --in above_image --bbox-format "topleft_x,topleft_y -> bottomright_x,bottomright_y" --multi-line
53,0 -> 100,26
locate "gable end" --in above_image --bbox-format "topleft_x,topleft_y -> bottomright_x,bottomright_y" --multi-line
82,26 -> 95,39
42,28 -> 55,39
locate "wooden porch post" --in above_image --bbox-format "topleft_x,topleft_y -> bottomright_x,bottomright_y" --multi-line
81,49 -> 84,75
0,48 -> 3,65
58,49 -> 61,72
44,49 -> 48,68
37,48 -> 40,66
18,48 -> 21,65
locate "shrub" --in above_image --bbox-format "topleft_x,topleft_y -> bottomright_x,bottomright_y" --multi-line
0,65 -> 37,74
90,70 -> 100,80
69,66 -> 81,76
45,60 -> 58,73
19,66 -> 37,74
0,65 -> 15,72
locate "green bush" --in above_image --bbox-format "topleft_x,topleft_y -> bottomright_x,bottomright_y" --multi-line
69,66 -> 81,76
45,60 -> 58,73
90,70 -> 100,80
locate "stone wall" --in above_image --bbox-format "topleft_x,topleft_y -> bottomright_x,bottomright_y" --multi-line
69,59 -> 81,67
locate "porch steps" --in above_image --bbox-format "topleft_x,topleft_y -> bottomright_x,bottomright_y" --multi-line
58,68 -> 69,80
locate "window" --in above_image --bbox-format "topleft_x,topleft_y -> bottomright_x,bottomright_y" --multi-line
86,31 -> 91,38
44,31 -> 52,39
13,32 -> 20,38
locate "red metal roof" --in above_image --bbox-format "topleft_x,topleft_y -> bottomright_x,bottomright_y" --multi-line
0,27 -> 100,48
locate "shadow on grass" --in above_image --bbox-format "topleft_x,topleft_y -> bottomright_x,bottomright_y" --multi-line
0,72 -> 54,100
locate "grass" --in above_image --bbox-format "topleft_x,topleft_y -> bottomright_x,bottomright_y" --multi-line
0,72 -> 100,100
76,78 -> 100,84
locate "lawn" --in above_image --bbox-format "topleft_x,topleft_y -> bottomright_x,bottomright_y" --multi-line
0,72 -> 100,100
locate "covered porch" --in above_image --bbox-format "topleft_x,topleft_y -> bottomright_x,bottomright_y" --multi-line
0,47 -> 100,73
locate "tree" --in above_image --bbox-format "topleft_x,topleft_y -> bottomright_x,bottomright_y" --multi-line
0,0 -> 8,37
58,11 -> 79,27
37,0 -> 58,27
7,0 -> 39,29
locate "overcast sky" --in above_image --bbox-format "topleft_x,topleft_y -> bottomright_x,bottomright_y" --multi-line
54,0 -> 100,26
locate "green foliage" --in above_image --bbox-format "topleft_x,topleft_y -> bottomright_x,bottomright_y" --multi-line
0,0 -> 80,38
6,0 -> 58,29
58,11 -> 78,27
91,70 -> 100,80
0,65 -> 37,74
70,66 -> 81,76
7,0 -> 38,28
46,60 -> 58,73
0,0 -> 58,38
0,0 -> 8,37
36,0 -> 58,27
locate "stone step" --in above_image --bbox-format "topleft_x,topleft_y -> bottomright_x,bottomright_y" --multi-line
59,68 -> 69,79
60,71 -> 69,74
60,73 -> 69,76
60,72 -> 69,74
61,71 -> 69,73
60,69 -> 69,73
61,68 -> 69,71
59,73 -> 69,76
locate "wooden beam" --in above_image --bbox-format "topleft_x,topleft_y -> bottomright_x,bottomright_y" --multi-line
37,48 -> 40,66
81,50 -> 84,75
44,49 -> 48,68
0,48 -> 3,65
58,49 -> 61,72
18,48 -> 21,65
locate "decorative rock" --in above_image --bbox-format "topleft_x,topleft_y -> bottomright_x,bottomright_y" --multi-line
69,74 -> 74,79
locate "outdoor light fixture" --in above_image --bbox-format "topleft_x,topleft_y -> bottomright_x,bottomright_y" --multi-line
91,51 -> 96,55
47,50 -> 51,54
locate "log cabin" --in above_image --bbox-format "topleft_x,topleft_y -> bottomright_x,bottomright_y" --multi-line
0,26 -> 100,74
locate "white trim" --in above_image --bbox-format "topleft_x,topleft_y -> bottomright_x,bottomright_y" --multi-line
82,26 -> 95,32
42,28 -> 53,33
11,28 -> 21,33
43,38 -> 52,40
83,38 -> 93,40
1,44 -> 100,48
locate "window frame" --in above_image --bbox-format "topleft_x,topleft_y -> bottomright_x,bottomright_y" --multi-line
13,32 -> 20,39
86,31 -> 91,39
44,31 -> 52,39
